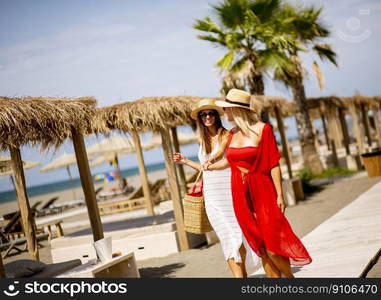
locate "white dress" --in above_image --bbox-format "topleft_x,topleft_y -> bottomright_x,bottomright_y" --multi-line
198,143 -> 259,266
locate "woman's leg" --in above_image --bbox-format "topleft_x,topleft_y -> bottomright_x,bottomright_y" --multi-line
260,248 -> 281,278
227,245 -> 248,278
265,250 -> 294,278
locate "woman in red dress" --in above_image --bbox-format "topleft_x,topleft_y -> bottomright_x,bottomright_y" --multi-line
206,89 -> 312,278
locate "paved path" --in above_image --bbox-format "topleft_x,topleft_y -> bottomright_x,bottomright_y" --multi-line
251,180 -> 381,277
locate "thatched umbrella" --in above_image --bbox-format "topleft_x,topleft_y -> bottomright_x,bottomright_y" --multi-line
0,157 -> 41,176
0,156 -> 40,193
40,153 -> 86,200
142,132 -> 198,151
306,96 -> 348,162
141,131 -> 198,193
87,135 -> 136,184
339,95 -> 375,157
0,96 -> 103,264
92,96 -> 208,251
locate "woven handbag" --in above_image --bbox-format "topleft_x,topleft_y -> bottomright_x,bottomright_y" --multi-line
183,170 -> 213,234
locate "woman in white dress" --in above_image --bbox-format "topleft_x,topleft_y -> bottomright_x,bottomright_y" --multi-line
173,99 -> 258,277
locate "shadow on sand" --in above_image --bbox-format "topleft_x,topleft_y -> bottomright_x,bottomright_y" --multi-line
68,211 -> 175,237
139,263 -> 186,278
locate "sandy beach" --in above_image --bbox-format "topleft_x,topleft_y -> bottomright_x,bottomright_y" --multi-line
0,167 -> 175,216
137,173 -> 381,278
2,167 -> 380,278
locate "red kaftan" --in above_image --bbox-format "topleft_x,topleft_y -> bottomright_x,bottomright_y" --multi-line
226,123 -> 312,266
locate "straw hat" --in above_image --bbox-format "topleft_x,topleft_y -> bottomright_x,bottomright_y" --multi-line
215,89 -> 255,111
190,98 -> 225,120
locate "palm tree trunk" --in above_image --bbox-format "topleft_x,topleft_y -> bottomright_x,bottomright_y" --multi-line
291,77 -> 324,174
247,64 -> 270,122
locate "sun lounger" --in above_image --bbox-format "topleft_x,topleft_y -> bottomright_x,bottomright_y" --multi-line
35,197 -> 59,217
97,185 -> 135,201
1,232 -> 49,258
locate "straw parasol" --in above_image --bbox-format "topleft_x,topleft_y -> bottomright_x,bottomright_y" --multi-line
0,96 -> 96,151
0,96 -> 103,265
0,156 -> 40,193
87,135 -> 135,155
40,153 -> 88,199
86,135 -> 137,184
0,158 -> 40,176
142,132 -> 198,151
89,150 -> 133,168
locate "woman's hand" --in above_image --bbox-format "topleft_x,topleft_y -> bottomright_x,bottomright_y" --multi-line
173,152 -> 186,165
277,194 -> 286,213
202,161 -> 212,171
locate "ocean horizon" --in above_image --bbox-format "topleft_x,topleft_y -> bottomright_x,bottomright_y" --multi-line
0,155 -> 198,205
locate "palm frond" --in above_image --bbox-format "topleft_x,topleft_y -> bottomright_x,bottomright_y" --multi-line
216,51 -> 235,70
193,17 -> 222,34
313,43 -> 338,66
212,0 -> 248,29
312,61 -> 325,91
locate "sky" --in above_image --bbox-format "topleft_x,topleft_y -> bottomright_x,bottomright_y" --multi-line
0,0 -> 380,191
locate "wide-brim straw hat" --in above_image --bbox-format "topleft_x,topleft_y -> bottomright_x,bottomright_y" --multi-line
215,88 -> 255,111
190,98 -> 225,120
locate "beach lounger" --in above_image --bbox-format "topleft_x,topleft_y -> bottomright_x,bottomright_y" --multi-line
128,178 -> 169,204
97,185 -> 135,201
35,197 -> 59,217
0,232 -> 49,259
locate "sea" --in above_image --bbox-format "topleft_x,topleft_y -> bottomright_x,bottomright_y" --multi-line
0,155 -> 199,205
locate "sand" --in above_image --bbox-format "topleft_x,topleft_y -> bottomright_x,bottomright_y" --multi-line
2,169 -> 380,278
0,168 -> 175,216
137,173 -> 381,278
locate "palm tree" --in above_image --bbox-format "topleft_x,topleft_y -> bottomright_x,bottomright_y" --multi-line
194,0 -> 297,124
272,4 -> 338,173
194,0 -> 336,173
194,0 -> 289,96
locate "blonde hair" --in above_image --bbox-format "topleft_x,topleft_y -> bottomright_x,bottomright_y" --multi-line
230,107 -> 259,136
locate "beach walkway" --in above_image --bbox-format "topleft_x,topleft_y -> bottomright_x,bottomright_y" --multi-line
251,179 -> 381,278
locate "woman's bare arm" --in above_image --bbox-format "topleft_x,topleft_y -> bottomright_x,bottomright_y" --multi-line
270,164 -> 286,213
173,152 -> 201,171
207,158 -> 230,170
207,131 -> 229,163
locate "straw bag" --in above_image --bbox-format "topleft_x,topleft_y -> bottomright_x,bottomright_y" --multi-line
183,170 -> 213,234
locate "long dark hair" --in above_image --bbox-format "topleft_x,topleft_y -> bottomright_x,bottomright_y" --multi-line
196,109 -> 226,154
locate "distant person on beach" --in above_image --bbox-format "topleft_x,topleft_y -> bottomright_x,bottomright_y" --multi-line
206,89 -> 312,278
173,98 -> 259,278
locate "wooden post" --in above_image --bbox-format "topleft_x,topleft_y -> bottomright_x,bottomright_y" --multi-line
72,129 -> 104,242
274,107 -> 293,179
319,109 -> 330,151
327,108 -> 343,150
0,254 -> 5,278
131,130 -> 155,216
330,139 -> 339,167
338,107 -> 351,155
160,127 -> 189,251
113,155 -> 122,182
9,146 -> 39,260
171,127 -> 187,194
349,103 -> 365,155
372,107 -> 381,147
361,103 -> 372,148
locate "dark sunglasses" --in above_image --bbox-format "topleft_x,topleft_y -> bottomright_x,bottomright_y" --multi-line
198,111 -> 217,118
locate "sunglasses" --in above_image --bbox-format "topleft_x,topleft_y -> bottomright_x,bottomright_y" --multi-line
198,111 -> 217,118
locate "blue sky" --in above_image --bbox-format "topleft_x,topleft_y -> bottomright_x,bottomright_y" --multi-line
0,0 -> 380,191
